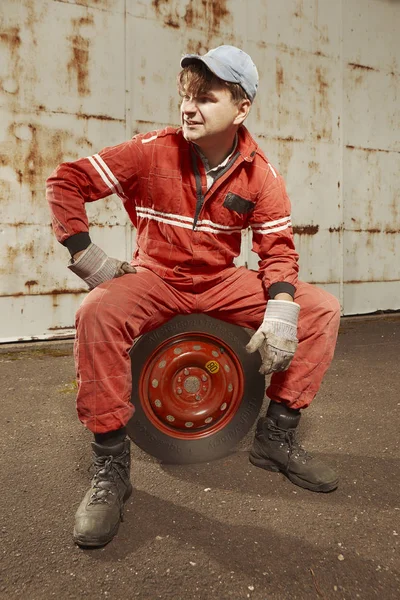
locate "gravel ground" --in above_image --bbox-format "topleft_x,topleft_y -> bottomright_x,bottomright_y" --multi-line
0,315 -> 399,600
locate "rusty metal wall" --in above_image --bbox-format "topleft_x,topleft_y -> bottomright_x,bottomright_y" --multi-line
0,0 -> 399,341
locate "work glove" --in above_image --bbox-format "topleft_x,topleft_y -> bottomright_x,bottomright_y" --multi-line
246,300 -> 300,375
68,243 -> 136,290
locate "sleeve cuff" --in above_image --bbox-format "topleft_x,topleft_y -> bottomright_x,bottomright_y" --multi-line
63,232 -> 92,257
268,282 -> 296,299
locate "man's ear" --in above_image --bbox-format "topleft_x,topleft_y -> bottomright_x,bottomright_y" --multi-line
233,99 -> 252,125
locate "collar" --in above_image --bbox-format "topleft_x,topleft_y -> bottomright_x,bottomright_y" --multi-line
195,134 -> 238,173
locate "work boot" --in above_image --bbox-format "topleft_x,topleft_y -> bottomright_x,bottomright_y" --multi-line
249,401 -> 338,492
73,438 -> 132,547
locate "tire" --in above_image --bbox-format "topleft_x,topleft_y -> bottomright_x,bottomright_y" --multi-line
126,314 -> 264,464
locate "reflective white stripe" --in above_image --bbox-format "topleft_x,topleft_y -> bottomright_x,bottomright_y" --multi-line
197,218 -> 242,232
137,207 -> 242,233
196,225 -> 239,235
251,216 -> 291,230
136,211 -> 193,230
141,134 -> 158,144
88,155 -> 116,194
269,164 -> 277,178
136,209 -> 241,235
93,154 -> 124,195
252,222 -> 292,235
137,206 -> 193,224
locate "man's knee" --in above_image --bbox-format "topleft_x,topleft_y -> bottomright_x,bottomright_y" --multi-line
318,289 -> 341,324
75,287 -> 122,333
296,282 -> 341,329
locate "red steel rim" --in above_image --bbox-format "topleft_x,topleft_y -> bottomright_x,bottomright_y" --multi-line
138,331 -> 245,440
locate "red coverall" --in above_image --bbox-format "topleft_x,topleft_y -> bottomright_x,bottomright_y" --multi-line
47,125 -> 340,433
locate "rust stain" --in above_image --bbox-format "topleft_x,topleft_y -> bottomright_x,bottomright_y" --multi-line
25,280 -> 39,286
337,181 -> 341,189
68,35 -> 90,96
293,225 -> 319,235
277,141 -> 293,178
33,107 -> 124,122
48,325 -> 75,331
276,58 -> 284,96
315,66 -> 329,110
293,0 -> 304,19
165,17 -> 180,28
76,136 -> 93,148
184,4 -> 194,27
1,289 -> 86,299
0,27 -> 21,50
209,0 -> 229,28
0,27 -> 21,96
345,279 -> 400,284
308,161 -> 319,174
67,16 -> 94,97
153,0 -> 230,33
76,112 -> 124,122
5,121 -> 76,201
312,66 -> 332,140
328,227 -> 342,233
348,63 -> 377,72
186,39 -> 205,54
346,144 -> 396,154
352,228 -> 400,234
257,135 -> 302,143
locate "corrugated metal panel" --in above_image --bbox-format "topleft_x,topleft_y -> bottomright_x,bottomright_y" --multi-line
342,0 -> 400,314
0,0 -> 399,342
0,0 -> 131,341
244,0 -> 343,305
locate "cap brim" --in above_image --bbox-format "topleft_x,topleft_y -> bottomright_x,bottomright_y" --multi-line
180,54 -> 241,86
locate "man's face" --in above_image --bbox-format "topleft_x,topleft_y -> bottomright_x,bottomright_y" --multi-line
180,81 -> 244,149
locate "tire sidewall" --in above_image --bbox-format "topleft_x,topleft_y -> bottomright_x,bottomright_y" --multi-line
128,314 -> 264,464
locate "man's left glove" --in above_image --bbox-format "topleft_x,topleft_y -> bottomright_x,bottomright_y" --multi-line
68,243 -> 136,290
246,300 -> 300,375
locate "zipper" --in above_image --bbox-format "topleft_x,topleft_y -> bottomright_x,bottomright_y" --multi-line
190,148 -> 242,230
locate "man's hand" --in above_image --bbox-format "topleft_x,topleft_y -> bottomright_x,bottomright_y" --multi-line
246,299 -> 300,375
68,243 -> 136,289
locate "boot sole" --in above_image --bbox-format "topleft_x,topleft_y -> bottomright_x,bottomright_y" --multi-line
73,484 -> 133,548
249,454 -> 339,493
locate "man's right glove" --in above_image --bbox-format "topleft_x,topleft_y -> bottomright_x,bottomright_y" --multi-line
68,243 -> 136,290
246,299 -> 300,375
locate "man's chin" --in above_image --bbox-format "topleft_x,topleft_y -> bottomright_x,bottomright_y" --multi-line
183,130 -> 202,142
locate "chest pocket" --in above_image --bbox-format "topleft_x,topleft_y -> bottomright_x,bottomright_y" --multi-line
223,192 -> 255,215
148,167 -> 182,214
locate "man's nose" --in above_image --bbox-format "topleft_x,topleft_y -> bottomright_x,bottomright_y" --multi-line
182,97 -> 197,113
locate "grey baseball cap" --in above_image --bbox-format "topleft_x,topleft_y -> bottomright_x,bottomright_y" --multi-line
180,45 -> 259,102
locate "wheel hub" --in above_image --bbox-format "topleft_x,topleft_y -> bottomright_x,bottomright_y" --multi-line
139,333 -> 244,438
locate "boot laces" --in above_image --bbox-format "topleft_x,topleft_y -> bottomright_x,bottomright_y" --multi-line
89,452 -> 129,506
286,429 -> 312,464
268,424 -> 312,464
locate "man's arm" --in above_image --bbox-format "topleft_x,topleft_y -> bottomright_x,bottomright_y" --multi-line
246,167 -> 300,373
249,170 -> 299,298
46,138 -> 143,288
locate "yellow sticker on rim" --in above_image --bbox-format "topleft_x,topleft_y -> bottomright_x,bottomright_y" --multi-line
205,360 -> 219,374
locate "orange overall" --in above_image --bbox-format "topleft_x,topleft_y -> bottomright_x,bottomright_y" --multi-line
47,126 -> 340,433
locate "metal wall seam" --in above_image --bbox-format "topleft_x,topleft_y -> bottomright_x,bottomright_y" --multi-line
339,0 -> 344,312
124,0 -> 133,262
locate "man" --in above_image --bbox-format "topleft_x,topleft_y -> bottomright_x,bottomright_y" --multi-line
46,45 -> 341,548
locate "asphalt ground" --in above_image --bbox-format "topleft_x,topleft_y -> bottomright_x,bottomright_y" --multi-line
0,315 -> 399,600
